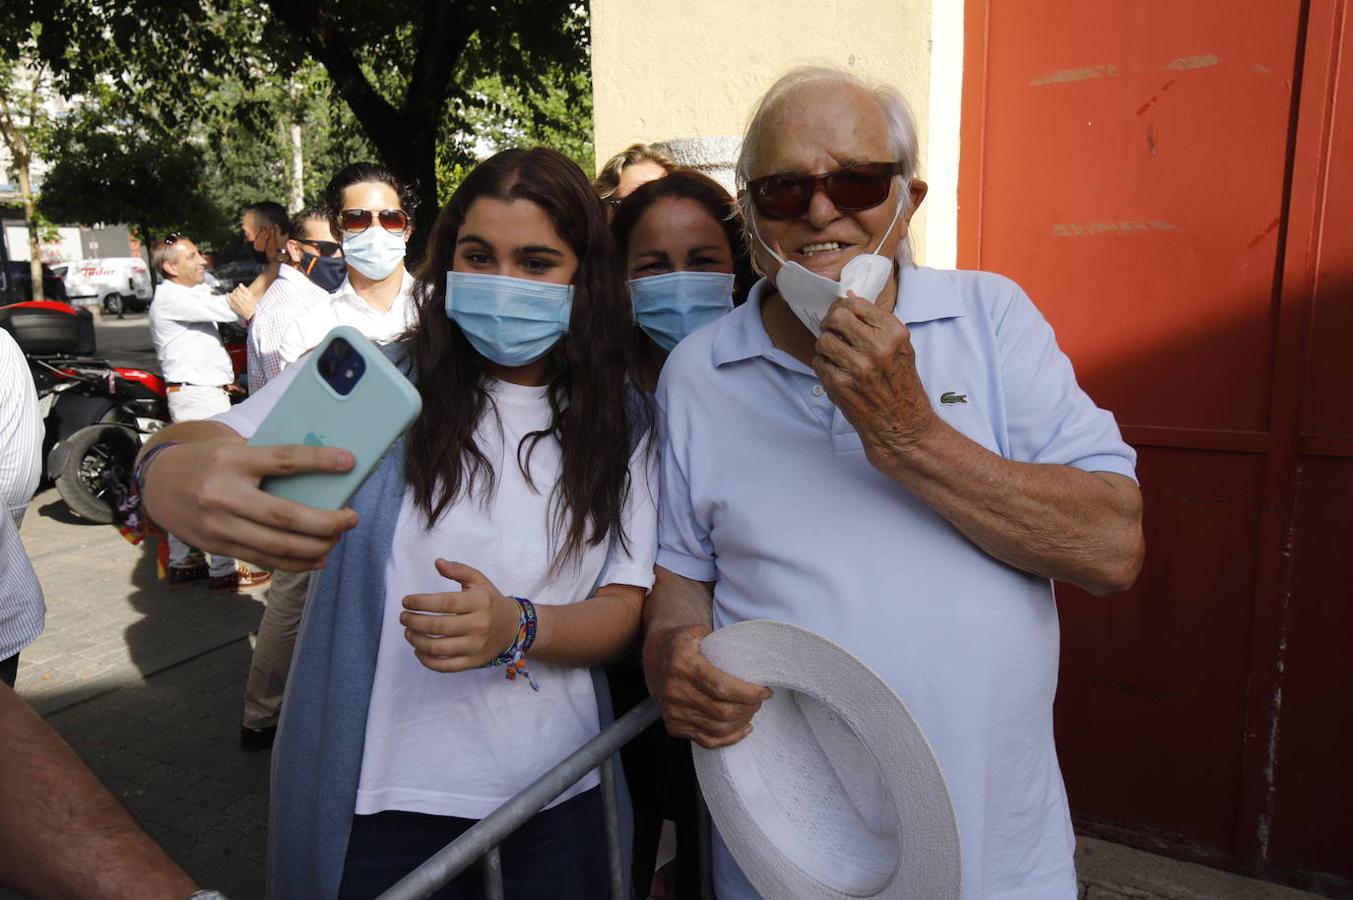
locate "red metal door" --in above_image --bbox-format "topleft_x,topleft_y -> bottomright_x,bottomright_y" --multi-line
959,1 -> 1352,894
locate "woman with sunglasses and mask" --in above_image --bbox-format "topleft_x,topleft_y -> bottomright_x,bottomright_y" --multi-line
278,162 -> 419,366
135,147 -> 655,899
611,168 -> 753,393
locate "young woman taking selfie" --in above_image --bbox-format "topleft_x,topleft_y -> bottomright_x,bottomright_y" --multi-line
136,147 -> 656,899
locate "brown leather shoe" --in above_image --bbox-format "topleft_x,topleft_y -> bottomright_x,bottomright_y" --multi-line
209,569 -> 272,592
236,568 -> 272,591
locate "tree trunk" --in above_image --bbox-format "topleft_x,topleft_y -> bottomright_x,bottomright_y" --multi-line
16,160 -> 44,301
140,221 -> 158,286
379,122 -> 439,267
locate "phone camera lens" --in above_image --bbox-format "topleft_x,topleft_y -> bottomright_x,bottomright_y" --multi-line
332,340 -> 351,360
318,357 -> 335,378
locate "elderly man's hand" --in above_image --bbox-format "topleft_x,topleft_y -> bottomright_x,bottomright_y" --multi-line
228,284 -> 258,321
814,292 -> 937,465
643,625 -> 771,749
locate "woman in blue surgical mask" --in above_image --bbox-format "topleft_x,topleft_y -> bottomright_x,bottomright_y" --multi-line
606,168 -> 752,898
611,168 -> 753,391
135,148 -> 655,898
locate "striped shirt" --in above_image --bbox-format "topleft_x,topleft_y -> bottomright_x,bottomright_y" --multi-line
0,328 -> 45,660
247,263 -> 331,393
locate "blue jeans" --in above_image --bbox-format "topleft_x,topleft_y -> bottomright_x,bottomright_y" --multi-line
337,788 -> 607,899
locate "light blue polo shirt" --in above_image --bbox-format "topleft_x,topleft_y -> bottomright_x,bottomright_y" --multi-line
655,266 -> 1137,900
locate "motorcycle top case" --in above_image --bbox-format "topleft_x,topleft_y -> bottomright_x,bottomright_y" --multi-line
0,301 -> 96,356
246,326 -> 421,510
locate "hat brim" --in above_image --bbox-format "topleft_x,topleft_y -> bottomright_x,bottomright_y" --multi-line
692,620 -> 961,899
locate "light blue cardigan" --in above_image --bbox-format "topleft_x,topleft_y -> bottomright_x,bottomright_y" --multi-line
267,349 -> 632,898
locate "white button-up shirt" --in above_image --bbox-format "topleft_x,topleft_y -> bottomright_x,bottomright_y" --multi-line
657,267 -> 1137,900
0,328 -> 44,660
277,268 -> 416,365
247,263 -> 331,393
148,279 -> 239,386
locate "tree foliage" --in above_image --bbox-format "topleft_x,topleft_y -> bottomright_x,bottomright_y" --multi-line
0,24 -> 60,295
12,0 -> 596,258
37,102 -> 217,249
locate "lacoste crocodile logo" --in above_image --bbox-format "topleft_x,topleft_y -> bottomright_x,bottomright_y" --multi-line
940,392 -> 968,405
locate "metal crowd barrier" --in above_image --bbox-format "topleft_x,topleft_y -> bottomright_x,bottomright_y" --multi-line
377,696 -> 708,900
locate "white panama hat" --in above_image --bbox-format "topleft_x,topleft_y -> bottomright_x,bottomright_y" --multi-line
692,620 -> 962,899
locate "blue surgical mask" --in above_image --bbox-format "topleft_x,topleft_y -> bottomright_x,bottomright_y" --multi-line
445,272 -> 573,367
341,227 -> 406,280
628,271 -> 735,352
299,252 -> 347,293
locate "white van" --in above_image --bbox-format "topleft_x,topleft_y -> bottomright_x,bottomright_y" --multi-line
61,258 -> 153,315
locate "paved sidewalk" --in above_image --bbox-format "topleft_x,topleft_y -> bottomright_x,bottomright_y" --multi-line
10,485 -> 270,899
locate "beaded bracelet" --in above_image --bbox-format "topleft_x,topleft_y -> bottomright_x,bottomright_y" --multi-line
485,596 -> 540,691
133,441 -> 184,492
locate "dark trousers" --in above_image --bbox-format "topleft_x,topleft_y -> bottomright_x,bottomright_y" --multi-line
608,658 -> 702,899
0,654 -> 17,688
337,788 -> 607,900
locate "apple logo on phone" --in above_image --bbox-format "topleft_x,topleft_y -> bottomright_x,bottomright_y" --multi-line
303,432 -> 326,447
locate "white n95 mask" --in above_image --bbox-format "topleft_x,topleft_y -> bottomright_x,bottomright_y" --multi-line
750,189 -> 906,336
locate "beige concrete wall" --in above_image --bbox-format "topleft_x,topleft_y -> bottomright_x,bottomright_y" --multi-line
591,0 -> 939,262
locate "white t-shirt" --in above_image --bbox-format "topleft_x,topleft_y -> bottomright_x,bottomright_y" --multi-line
214,364 -> 657,819
277,268 -> 416,365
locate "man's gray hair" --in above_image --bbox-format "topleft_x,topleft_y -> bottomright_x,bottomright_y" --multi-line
151,238 -> 186,277
735,66 -> 921,266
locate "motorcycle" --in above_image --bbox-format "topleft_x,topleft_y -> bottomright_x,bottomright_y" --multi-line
1,300 -> 170,524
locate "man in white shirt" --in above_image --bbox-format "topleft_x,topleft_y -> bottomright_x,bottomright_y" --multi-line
239,208 -> 343,750
147,234 -> 269,591
276,266 -> 415,365
0,328 -> 43,688
247,209 -> 342,394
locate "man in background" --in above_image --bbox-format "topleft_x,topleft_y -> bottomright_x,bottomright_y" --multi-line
238,207 -> 343,750
148,234 -> 268,592
232,201 -> 288,310
246,207 -> 343,394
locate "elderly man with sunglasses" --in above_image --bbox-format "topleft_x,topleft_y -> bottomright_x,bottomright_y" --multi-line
643,67 -> 1145,900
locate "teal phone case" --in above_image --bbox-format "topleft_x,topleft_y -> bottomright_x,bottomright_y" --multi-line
246,325 -> 422,510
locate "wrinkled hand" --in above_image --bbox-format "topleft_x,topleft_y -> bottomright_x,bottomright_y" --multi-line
643,625 -> 771,749
813,292 -> 937,464
401,560 -> 522,673
228,284 -> 258,321
140,440 -> 358,571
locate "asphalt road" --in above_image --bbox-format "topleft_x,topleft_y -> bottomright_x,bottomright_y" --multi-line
89,308 -> 160,371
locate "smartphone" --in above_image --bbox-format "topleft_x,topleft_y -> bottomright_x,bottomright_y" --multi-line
246,326 -> 422,509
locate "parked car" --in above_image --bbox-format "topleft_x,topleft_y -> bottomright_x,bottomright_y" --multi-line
209,260 -> 265,293
60,257 -> 153,315
2,260 -> 69,304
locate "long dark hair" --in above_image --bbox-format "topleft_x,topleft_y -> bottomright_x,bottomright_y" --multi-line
610,167 -> 755,304
405,147 -> 646,567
